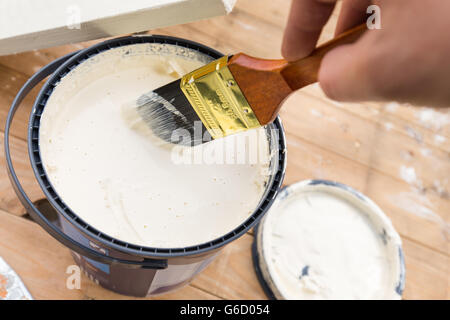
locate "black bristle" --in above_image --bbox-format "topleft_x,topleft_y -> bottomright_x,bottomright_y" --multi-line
137,79 -> 211,146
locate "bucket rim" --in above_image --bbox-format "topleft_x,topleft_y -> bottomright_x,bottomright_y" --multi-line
28,35 -> 288,259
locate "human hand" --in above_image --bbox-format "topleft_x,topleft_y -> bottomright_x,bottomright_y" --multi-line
282,0 -> 450,107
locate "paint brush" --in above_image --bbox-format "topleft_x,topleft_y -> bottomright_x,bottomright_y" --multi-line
135,24 -> 366,146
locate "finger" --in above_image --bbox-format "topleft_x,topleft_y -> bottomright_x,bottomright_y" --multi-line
282,0 -> 337,61
318,34 -> 378,102
335,0 -> 371,35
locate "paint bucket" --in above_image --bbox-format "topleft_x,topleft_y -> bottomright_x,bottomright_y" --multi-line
5,35 -> 287,297
252,180 -> 406,300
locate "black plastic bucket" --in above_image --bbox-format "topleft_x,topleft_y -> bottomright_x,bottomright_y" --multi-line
5,35 -> 287,297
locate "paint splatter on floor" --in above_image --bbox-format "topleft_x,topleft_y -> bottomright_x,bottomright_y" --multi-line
404,126 -> 423,144
384,102 -> 399,113
434,134 -> 446,144
0,257 -> 33,300
416,109 -> 450,131
389,191 -> 450,240
396,162 -> 449,239
399,166 -> 420,187
420,148 -> 432,157
310,109 -> 323,118
0,274 -> 7,299
384,122 -> 393,131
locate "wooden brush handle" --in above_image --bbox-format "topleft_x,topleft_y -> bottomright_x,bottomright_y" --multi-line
227,24 -> 367,125
280,24 -> 367,90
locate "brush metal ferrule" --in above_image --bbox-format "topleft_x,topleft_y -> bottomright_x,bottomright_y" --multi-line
180,55 -> 260,139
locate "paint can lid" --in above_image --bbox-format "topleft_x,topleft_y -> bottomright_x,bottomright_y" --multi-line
252,180 -> 405,300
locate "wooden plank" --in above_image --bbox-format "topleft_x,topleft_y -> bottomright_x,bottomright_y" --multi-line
284,132 -> 449,255
0,0 -> 448,300
236,0 -> 342,44
0,209 -> 219,300
2,112 -> 448,297
0,0 -> 236,55
154,0 -> 342,60
0,39 -> 448,255
0,0 -> 343,142
0,41 -> 97,77
366,174 -> 449,255
0,131 -> 45,216
1,205 -> 448,300
196,231 -> 450,300
192,234 -> 266,300
281,99 -> 449,254
232,0 -> 291,29
186,8 -> 284,59
401,239 -> 450,300
281,90 -> 450,190
0,39 -> 116,142
304,84 -> 450,141
0,64 -> 37,141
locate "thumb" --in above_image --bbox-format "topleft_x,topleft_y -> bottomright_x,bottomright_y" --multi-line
318,39 -> 377,102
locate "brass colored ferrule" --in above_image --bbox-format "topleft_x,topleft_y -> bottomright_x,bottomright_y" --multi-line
180,55 -> 260,139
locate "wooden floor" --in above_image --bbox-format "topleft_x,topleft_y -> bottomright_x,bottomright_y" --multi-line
0,0 -> 448,299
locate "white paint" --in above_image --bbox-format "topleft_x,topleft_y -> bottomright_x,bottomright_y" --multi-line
396,165 -> 449,237
420,148 -> 432,157
260,184 -> 402,300
416,108 -> 450,131
39,43 -> 272,248
384,122 -> 393,131
384,102 -> 399,113
389,192 -> 449,238
0,257 -> 33,300
434,134 -> 446,144
221,0 -> 237,13
405,126 -> 423,144
310,109 -> 323,118
234,19 -> 256,31
0,0 -> 236,55
399,165 -> 423,191
399,166 -> 417,185
433,180 -> 446,197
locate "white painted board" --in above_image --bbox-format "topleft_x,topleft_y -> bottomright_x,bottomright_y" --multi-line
0,0 -> 236,55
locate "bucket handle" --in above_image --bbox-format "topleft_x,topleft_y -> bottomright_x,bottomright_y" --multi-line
4,53 -> 167,270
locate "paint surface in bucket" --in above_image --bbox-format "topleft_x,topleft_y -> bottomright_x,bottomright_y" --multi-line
39,43 -> 274,248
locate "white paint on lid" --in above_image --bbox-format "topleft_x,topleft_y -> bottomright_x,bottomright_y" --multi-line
258,181 -> 403,300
